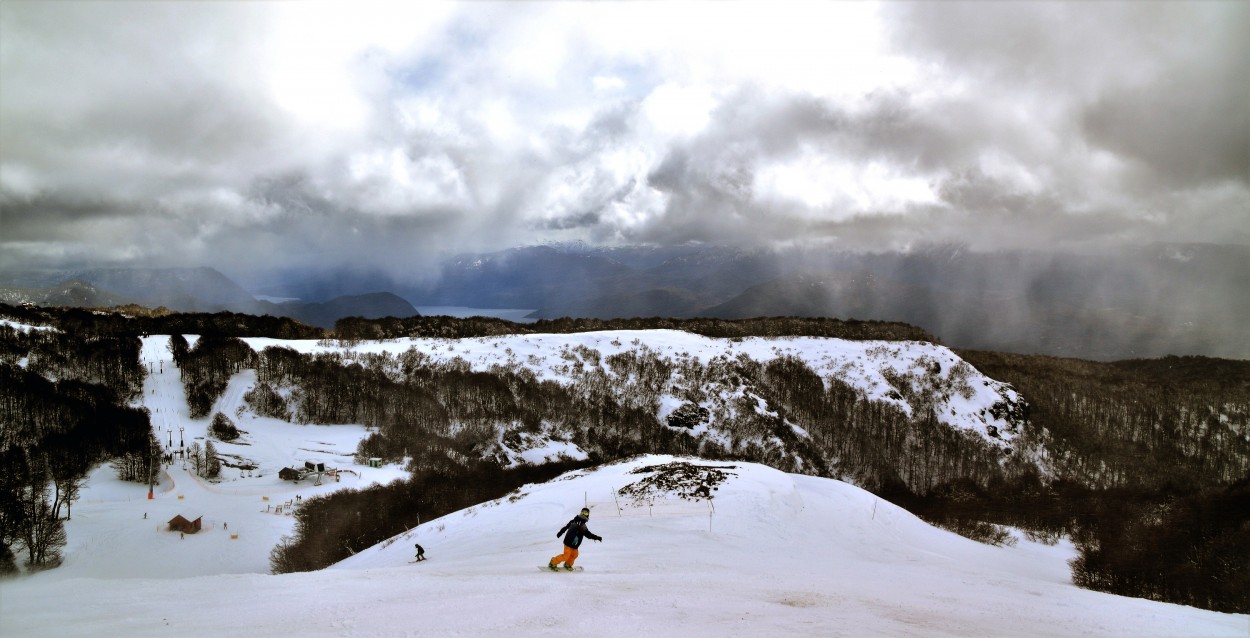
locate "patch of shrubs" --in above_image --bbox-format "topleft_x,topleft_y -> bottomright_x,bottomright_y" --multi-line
210,412 -> 240,441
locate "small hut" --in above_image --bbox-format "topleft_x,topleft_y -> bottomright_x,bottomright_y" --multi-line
168,515 -> 202,534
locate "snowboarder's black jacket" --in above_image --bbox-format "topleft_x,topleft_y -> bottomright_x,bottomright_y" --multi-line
557,514 -> 601,549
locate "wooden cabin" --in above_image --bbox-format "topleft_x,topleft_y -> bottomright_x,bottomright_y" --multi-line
167,514 -> 202,534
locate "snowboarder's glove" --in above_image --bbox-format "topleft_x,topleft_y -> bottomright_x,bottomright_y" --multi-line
556,532 -> 561,538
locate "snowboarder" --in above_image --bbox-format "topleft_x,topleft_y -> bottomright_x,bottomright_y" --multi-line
414,543 -> 426,562
548,507 -> 601,571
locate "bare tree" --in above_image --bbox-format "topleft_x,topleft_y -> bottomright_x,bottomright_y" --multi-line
204,440 -> 221,478
188,441 -> 203,477
51,474 -> 84,521
16,482 -> 66,569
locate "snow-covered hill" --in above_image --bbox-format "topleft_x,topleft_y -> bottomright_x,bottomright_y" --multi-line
2,454 -> 1245,637
243,330 -> 1033,469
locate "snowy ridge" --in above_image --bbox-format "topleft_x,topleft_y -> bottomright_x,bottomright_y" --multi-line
0,318 -> 57,333
242,330 -> 1032,466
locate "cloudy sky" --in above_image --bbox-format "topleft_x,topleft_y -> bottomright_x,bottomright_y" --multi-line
1,1 -> 1247,280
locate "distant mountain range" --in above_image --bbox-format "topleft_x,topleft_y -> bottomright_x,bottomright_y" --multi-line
2,242 -> 1246,360
0,267 -> 418,330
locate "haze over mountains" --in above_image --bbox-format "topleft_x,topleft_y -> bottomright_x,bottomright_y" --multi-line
0,267 -> 418,331
2,242 -> 1246,361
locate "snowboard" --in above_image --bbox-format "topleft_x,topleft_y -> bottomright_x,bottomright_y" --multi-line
409,558 -> 428,564
539,565 -> 583,572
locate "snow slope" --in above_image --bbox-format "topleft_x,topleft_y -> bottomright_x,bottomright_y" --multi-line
2,455 -> 1245,637
7,334 -> 409,583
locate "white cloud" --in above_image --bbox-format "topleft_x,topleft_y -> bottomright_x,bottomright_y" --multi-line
641,84 -> 719,138
755,152 -> 940,216
592,75 -> 626,92
1,0 -> 1246,275
345,148 -> 469,214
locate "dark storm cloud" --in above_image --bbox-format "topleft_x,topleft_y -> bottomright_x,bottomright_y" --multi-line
1082,64 -> 1250,188
0,195 -> 123,241
1068,3 -> 1249,189
0,3 -> 284,175
881,1 -> 1250,235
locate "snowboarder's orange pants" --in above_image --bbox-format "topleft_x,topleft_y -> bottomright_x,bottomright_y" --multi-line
551,545 -> 579,567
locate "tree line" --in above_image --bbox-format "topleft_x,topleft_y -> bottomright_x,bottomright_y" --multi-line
2,303 -> 937,343
333,314 -> 936,342
0,322 -> 152,573
957,352 -> 1250,491
933,350 -> 1250,612
0,303 -> 322,340
170,335 -> 258,419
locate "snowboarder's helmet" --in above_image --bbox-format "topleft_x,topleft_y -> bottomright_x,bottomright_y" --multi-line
580,507 -> 590,517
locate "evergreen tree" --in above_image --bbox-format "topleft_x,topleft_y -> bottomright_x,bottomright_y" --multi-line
209,412 -> 240,441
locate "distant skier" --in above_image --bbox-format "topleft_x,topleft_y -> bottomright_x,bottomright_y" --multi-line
414,543 -> 426,562
548,507 -> 602,571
